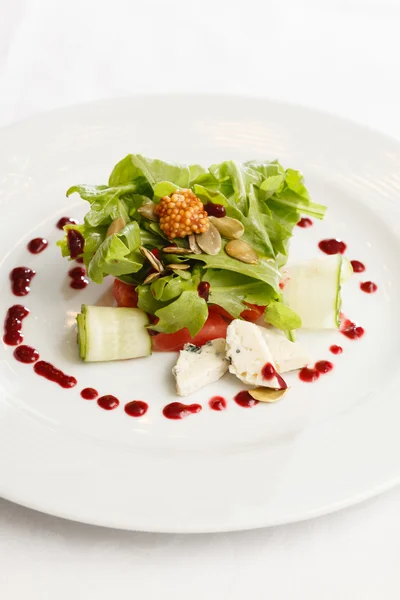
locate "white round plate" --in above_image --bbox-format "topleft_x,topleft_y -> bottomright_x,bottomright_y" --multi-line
1,95 -> 400,533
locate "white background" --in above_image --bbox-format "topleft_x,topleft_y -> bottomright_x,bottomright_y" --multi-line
1,0 -> 400,598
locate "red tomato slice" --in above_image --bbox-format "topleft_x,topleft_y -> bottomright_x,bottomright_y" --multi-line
113,279 -> 138,308
209,303 -> 265,323
151,311 -> 229,352
240,303 -> 265,323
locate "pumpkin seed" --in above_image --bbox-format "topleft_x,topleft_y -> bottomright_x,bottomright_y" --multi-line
143,272 -> 161,285
196,222 -> 222,255
137,202 -> 158,222
248,387 -> 288,403
209,216 -> 244,239
225,239 -> 258,264
139,246 -> 164,272
188,234 -> 202,254
167,264 -> 191,271
106,216 -> 126,237
162,246 -> 193,255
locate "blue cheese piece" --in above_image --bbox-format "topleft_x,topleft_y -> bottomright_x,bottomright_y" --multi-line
172,338 -> 229,397
258,327 -> 311,373
226,320 -> 283,388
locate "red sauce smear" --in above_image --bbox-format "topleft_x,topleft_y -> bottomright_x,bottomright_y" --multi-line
234,390 -> 259,408
209,396 -> 227,411
299,367 -> 320,383
330,344 -> 343,355
297,217 -> 313,228
10,267 -> 35,296
315,360 -> 334,374
124,400 -> 149,417
3,305 -> 29,345
204,203 -> 226,218
318,239 -> 347,255
13,345 -> 39,363
197,281 -> 210,301
350,260 -> 365,273
68,266 -> 88,290
163,402 -> 202,419
81,387 -> 98,400
57,216 -> 78,229
340,316 -> 364,340
97,395 -> 119,410
261,362 -> 287,389
67,229 -> 85,260
360,281 -> 378,294
27,238 -> 48,254
34,361 -> 77,388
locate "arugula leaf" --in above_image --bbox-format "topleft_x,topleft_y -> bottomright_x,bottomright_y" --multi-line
264,299 -> 302,330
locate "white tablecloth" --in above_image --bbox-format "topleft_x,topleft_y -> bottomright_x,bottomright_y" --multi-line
1,1 -> 400,598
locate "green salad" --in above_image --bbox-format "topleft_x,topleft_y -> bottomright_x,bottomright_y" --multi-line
58,154 -> 326,337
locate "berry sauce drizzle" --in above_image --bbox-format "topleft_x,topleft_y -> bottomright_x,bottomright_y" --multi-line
340,316 -> 365,340
209,396 -> 227,411
124,400 -> 149,417
57,217 -> 78,229
34,361 -> 77,388
360,281 -> 378,294
330,345 -> 343,355
27,238 -> 48,254
67,229 -> 85,260
261,362 -> 287,389
13,345 -> 39,363
297,217 -> 313,228
315,360 -> 334,374
234,390 -> 259,408
204,203 -> 226,218
163,402 -> 202,419
68,266 -> 89,290
97,395 -> 120,410
350,260 -> 365,273
299,367 -> 320,383
3,305 -> 29,345
318,239 -> 347,255
81,388 -> 98,400
197,281 -> 210,301
10,267 -> 35,296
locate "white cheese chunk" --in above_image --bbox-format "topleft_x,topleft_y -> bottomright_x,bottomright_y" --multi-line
258,327 -> 311,373
226,320 -> 285,389
172,338 -> 228,397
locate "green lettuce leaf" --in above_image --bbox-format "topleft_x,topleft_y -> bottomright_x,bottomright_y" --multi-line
264,299 -> 302,330
152,290 -> 208,336
205,269 -> 275,318
88,222 -> 144,284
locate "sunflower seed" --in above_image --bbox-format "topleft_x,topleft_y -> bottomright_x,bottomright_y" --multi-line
196,222 -> 222,255
167,264 -> 191,270
209,216 -> 244,239
106,216 -> 126,237
143,272 -> 161,285
188,234 -> 202,254
137,202 -> 158,222
139,246 -> 164,272
162,246 -> 193,255
225,239 -> 258,264
248,387 -> 288,403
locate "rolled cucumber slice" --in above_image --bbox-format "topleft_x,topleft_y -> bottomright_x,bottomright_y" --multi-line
282,255 -> 352,329
77,305 -> 152,362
